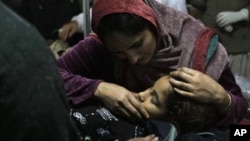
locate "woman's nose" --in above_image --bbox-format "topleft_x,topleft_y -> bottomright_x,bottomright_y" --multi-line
125,51 -> 139,64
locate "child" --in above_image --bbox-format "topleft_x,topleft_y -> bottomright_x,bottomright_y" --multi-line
71,75 -> 217,141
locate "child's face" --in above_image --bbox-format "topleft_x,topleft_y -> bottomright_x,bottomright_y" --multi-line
137,76 -> 172,119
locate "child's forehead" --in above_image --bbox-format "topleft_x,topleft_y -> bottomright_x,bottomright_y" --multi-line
156,76 -> 170,84
154,76 -> 171,93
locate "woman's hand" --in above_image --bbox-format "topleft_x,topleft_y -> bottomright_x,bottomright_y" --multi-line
94,82 -> 149,119
169,67 -> 231,113
58,21 -> 78,41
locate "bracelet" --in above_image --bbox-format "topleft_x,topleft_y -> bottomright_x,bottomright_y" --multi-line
223,94 -> 232,113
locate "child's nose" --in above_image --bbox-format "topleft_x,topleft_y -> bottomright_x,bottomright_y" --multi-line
137,92 -> 145,102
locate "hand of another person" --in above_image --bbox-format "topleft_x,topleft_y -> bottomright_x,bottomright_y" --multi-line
94,82 -> 149,119
125,134 -> 159,141
58,21 -> 79,41
216,9 -> 249,27
169,67 -> 231,114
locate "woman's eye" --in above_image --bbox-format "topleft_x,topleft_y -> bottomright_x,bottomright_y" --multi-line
130,39 -> 143,49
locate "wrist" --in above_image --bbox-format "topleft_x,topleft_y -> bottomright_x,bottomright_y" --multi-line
94,82 -> 104,98
94,81 -> 111,100
240,8 -> 249,21
217,92 -> 232,114
223,94 -> 232,112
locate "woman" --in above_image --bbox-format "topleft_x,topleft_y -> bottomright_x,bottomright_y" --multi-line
72,75 -> 218,141
57,0 -> 247,139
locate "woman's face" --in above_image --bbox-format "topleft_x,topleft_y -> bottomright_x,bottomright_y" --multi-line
137,76 -> 173,119
104,29 -> 157,65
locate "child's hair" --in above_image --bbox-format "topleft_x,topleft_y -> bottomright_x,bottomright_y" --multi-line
165,91 -> 217,133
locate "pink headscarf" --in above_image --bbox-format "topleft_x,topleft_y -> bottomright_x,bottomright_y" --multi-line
92,0 -> 158,33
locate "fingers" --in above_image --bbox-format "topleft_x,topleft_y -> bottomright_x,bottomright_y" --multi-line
216,13 -> 227,27
169,67 -> 197,97
119,94 -> 148,119
169,77 -> 194,97
216,12 -> 238,27
121,98 -> 141,119
176,67 -> 197,75
58,28 -> 69,41
128,95 -> 149,119
126,134 -> 159,141
96,82 -> 148,120
170,67 -> 221,103
170,67 -> 196,83
142,134 -> 159,141
114,93 -> 148,120
58,22 -> 78,41
116,105 -> 131,118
